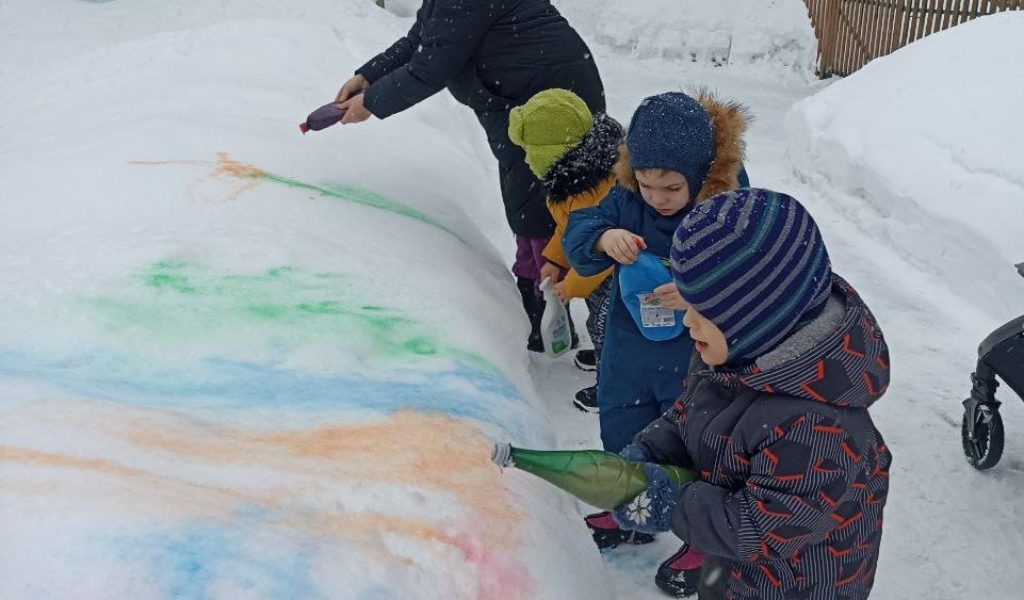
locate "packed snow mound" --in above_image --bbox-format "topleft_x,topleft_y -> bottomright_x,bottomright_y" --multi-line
786,11 -> 1024,318
0,1 -> 611,598
379,0 -> 817,73
554,0 -> 817,73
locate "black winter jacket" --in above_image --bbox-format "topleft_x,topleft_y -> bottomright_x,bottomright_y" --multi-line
634,276 -> 892,600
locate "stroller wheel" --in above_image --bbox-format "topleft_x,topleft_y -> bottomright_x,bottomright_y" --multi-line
961,405 -> 1004,470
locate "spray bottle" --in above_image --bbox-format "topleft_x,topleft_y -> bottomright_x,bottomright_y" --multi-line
539,277 -> 572,357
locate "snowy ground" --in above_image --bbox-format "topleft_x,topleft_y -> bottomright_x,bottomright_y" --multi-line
2,1 -> 1023,599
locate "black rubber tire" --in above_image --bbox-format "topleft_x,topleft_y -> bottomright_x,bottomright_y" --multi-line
962,407 -> 1005,470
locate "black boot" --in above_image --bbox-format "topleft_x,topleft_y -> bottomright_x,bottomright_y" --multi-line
573,385 -> 598,413
655,544 -> 703,598
516,276 -> 544,352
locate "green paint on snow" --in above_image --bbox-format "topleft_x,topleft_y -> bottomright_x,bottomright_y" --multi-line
84,261 -> 489,368
259,172 -> 463,242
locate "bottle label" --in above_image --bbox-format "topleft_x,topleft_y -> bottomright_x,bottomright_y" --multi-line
550,317 -> 570,354
637,293 -> 676,328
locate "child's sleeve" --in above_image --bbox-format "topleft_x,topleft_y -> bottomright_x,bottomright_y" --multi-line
563,186 -> 626,277
670,411 -> 862,562
630,405 -> 693,468
560,267 -> 612,300
541,201 -> 571,269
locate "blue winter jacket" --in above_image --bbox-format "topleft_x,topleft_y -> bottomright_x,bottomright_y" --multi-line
564,185 -> 698,380
564,166 -> 750,382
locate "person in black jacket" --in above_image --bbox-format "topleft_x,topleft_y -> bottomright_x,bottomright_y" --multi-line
335,0 -> 604,351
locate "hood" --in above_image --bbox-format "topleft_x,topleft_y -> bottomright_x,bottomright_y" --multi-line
544,112 -> 624,204
703,275 -> 890,408
615,88 -> 750,203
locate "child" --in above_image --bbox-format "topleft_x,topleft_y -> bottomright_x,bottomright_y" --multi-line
611,188 -> 892,600
508,88 -> 624,411
563,91 -> 749,592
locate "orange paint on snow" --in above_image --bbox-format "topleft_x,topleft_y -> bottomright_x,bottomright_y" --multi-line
3,407 -> 532,598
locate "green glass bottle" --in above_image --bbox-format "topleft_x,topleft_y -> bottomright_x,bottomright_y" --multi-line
490,442 -> 696,510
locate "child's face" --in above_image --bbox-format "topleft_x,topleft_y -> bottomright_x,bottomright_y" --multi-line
681,302 -> 728,366
636,169 -> 690,216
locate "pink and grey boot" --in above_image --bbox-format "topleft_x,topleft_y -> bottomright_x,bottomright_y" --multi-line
655,544 -> 705,598
584,511 -> 655,550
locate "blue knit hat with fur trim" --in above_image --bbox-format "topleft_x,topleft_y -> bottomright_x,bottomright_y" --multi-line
627,92 -> 714,202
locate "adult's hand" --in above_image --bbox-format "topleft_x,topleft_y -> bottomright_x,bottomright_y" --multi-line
336,74 -> 368,103
340,93 -> 373,124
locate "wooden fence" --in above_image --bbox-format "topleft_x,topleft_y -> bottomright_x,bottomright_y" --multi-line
804,0 -> 1024,77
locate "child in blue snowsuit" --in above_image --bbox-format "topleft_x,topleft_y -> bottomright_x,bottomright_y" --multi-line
563,91 -> 749,561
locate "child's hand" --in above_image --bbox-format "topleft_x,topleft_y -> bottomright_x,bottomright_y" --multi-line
539,262 -> 562,286
611,463 -> 682,534
652,282 -> 686,310
553,280 -> 569,304
598,229 -> 646,264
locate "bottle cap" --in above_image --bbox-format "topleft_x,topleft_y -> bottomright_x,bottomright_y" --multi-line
491,442 -> 513,468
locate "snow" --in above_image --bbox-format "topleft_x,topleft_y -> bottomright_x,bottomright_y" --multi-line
2,1 -> 1024,599
553,0 -> 818,73
382,0 -> 818,73
785,11 -> 1024,319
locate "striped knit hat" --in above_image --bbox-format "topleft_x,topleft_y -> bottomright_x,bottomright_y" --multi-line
670,189 -> 833,363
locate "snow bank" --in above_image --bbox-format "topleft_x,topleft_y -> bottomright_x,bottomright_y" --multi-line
0,1 -> 609,598
785,12 -> 1024,318
378,0 -> 817,73
553,0 -> 817,73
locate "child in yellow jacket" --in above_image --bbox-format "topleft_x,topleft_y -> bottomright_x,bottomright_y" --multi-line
509,89 -> 624,411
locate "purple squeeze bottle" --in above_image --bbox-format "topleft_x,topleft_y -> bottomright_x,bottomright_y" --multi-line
299,101 -> 350,134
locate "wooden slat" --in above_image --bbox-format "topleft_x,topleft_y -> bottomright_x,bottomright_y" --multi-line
887,0 -> 904,55
854,0 -> 870,68
847,0 -> 862,71
950,0 -> 965,28
917,0 -> 933,41
901,0 -> 915,46
865,0 -> 880,61
834,0 -> 847,74
932,0 -> 947,34
868,0 -> 886,60
933,0 -> 946,35
845,0 -> 860,72
822,0 -> 835,74
894,0 -> 909,51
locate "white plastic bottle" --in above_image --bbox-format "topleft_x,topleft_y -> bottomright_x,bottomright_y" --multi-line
539,277 -> 572,357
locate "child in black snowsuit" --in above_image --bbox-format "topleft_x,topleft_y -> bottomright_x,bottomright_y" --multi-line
612,188 -> 892,600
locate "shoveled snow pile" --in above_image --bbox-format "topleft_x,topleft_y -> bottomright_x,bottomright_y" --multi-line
381,0 -> 818,73
786,11 -> 1024,318
554,0 -> 817,72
